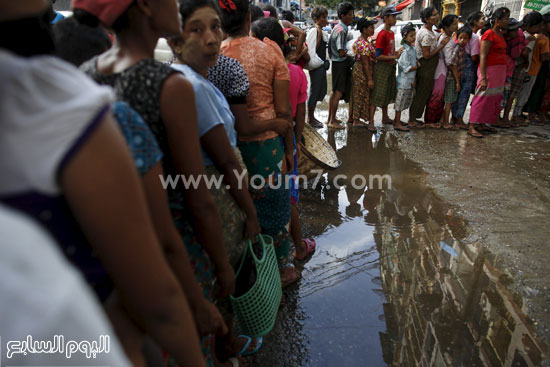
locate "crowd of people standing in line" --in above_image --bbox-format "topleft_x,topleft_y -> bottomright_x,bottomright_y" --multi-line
1,0 -> 321,366
1,0 -> 550,367
306,2 -> 550,139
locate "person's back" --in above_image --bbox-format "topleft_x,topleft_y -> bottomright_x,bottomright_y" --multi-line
221,35 -> 288,140
81,57 -> 177,173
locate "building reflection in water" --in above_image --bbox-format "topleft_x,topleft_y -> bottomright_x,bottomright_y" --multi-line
347,133 -> 550,367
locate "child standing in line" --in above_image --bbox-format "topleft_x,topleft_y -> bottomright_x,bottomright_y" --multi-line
370,7 -> 404,128
442,27 -> 471,129
424,14 -> 459,128
394,24 -> 419,130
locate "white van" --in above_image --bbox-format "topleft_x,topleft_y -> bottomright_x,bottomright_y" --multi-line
373,20 -> 424,48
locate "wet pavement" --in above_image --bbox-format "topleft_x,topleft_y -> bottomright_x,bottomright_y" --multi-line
247,103 -> 550,366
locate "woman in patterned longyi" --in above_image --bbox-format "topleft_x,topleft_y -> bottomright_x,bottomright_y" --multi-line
350,17 -> 376,128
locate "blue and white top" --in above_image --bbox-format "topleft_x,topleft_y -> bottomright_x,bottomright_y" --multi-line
112,101 -> 163,175
171,63 -> 237,167
397,43 -> 418,90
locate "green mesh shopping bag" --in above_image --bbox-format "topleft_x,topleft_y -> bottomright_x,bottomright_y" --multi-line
230,234 -> 282,338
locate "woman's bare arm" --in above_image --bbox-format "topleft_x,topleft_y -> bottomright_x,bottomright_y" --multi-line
273,79 -> 293,172
479,39 -> 491,89
141,162 -> 228,336
160,74 -> 234,297
61,114 -> 205,367
201,125 -> 261,240
231,103 -> 291,138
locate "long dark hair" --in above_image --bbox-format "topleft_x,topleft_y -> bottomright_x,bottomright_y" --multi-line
438,14 -> 457,30
218,0 -> 249,36
466,11 -> 483,28
250,17 -> 289,56
481,7 -> 509,35
420,6 -> 435,24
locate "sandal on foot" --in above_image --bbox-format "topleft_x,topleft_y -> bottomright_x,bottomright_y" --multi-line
242,337 -> 262,357
309,120 -> 323,128
327,123 -> 345,130
367,126 -> 377,132
442,125 -> 458,130
468,131 -> 483,138
236,335 -> 263,357
234,335 -> 252,356
394,126 -> 410,132
408,122 -> 425,129
295,238 -> 316,261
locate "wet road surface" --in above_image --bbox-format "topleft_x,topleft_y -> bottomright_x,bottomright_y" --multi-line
248,120 -> 549,366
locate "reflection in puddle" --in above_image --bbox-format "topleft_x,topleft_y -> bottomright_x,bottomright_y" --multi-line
252,129 -> 548,366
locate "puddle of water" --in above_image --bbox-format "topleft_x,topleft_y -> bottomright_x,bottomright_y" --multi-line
250,129 -> 548,366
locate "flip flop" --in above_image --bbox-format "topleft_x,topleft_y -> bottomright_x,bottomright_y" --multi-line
408,122 -> 425,129
327,123 -> 345,130
308,121 -> 323,128
468,131 -> 483,138
240,337 -> 263,357
235,335 -> 252,356
295,238 -> 316,261
367,126 -> 377,132
394,126 -> 410,132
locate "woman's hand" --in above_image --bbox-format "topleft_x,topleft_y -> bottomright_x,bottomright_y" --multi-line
368,79 -> 374,89
441,36 -> 451,46
480,78 -> 488,91
194,299 -> 229,336
296,143 -> 302,160
285,152 -> 294,173
244,215 -> 261,242
456,81 -> 461,92
216,264 -> 235,298
272,118 -> 292,136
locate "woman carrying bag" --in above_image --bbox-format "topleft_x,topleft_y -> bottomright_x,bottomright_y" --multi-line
306,6 -> 329,128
